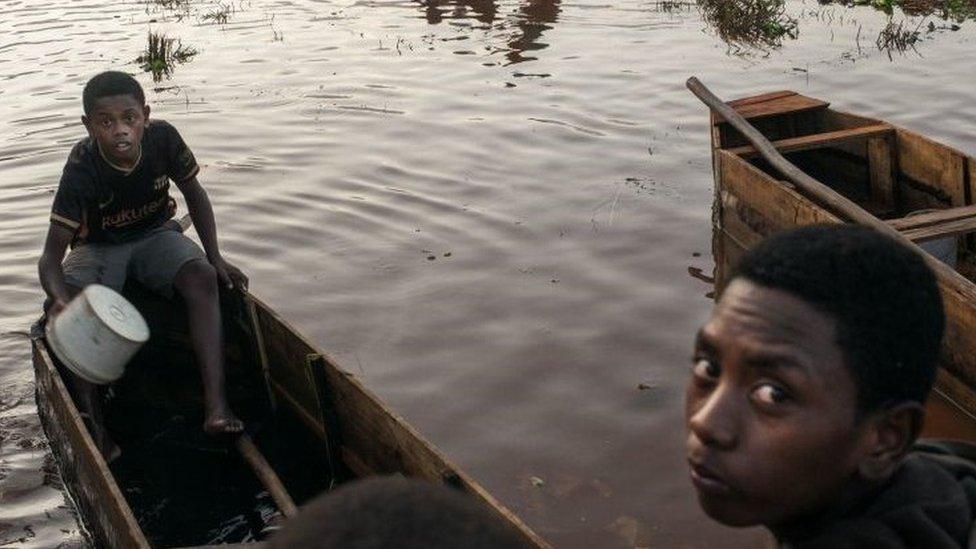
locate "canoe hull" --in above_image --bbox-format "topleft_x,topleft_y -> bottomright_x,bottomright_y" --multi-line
32,287 -> 547,548
32,339 -> 150,548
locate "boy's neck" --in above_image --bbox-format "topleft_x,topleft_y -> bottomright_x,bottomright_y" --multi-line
97,142 -> 142,175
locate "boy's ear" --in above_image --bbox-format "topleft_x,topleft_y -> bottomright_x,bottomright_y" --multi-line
857,402 -> 924,481
143,105 -> 151,126
81,115 -> 91,134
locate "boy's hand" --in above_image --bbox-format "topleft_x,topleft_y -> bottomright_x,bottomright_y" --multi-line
48,297 -> 69,319
211,257 -> 248,291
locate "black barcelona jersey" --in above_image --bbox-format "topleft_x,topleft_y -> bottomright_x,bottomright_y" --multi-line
50,119 -> 199,244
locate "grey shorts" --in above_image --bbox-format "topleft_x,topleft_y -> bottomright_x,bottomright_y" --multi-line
63,223 -> 206,298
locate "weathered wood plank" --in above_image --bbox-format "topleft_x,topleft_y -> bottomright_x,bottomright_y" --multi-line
868,135 -> 896,210
726,124 -> 893,158
717,151 -> 839,245
716,91 -> 829,122
821,109 -> 886,132
897,128 -> 967,208
927,369 -> 976,440
726,90 -> 796,108
900,217 -> 976,243
888,205 -> 976,243
32,341 -> 149,549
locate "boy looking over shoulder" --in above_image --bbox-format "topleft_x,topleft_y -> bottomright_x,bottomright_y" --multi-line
686,224 -> 976,547
37,71 -> 246,460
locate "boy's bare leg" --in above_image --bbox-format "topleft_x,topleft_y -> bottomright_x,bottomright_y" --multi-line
62,371 -> 121,461
173,259 -> 244,435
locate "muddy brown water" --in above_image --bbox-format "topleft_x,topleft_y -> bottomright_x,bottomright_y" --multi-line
1,0 -> 975,546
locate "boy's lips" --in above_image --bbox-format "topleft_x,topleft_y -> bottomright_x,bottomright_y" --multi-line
688,459 -> 736,497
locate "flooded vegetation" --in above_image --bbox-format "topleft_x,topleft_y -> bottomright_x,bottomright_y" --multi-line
137,32 -> 198,82
697,0 -> 976,54
698,0 -> 798,50
1,0 -> 975,547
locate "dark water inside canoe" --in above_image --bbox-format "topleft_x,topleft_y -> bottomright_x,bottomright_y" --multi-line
2,0 -> 975,546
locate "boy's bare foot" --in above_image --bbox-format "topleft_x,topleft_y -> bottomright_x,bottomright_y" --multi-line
101,438 -> 122,463
204,411 -> 244,436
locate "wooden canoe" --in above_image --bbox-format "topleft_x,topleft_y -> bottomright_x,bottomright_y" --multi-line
707,90 -> 976,430
31,222 -> 549,548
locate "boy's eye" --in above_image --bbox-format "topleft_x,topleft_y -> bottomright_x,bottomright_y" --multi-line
101,119 -> 112,127
751,384 -> 789,406
691,358 -> 720,381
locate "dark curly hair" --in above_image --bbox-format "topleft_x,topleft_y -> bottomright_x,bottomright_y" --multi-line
729,224 -> 945,414
268,477 -> 530,548
82,71 -> 145,115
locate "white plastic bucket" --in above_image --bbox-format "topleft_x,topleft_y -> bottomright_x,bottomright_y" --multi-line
46,284 -> 150,385
907,209 -> 958,269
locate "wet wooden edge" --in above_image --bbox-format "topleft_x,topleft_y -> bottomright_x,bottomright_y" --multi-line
246,292 -> 550,548
32,340 -> 150,549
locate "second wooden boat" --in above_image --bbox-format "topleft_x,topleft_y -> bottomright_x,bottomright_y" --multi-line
705,89 -> 976,430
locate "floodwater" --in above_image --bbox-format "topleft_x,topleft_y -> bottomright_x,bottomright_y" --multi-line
1,0 -> 975,546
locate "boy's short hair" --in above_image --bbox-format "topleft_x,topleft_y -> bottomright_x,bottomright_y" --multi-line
268,476 -> 528,548
729,224 -> 944,414
82,71 -> 145,115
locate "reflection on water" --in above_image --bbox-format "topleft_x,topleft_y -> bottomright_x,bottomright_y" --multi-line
506,0 -> 561,64
415,0 -> 561,64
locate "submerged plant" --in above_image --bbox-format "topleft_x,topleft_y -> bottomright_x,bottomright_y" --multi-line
698,0 -> 799,50
202,2 -> 233,24
876,17 -> 924,56
136,32 -> 198,82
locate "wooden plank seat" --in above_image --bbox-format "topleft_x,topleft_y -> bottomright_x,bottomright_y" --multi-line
888,205 -> 976,243
727,124 -> 894,158
713,91 -> 830,123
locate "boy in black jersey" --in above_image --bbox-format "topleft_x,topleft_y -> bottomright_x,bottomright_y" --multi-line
38,71 -> 245,460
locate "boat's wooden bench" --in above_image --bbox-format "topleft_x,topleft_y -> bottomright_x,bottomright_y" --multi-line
888,205 -> 976,243
726,124 -> 894,158
715,90 -> 830,122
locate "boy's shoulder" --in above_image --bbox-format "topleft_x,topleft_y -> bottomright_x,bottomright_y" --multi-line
61,136 -> 98,182
146,118 -> 178,137
784,443 -> 976,548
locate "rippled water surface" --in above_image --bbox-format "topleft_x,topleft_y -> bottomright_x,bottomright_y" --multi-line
2,0 -> 975,546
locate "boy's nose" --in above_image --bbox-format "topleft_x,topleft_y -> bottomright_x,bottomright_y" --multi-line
688,386 -> 738,450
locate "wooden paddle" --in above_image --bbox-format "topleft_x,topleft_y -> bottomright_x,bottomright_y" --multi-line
685,76 -> 961,282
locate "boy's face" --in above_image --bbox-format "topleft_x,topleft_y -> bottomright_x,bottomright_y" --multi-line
82,94 -> 149,168
685,278 -> 873,529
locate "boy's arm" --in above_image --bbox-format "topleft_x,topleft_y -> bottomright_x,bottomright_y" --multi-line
38,223 -> 76,316
175,176 -> 247,290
